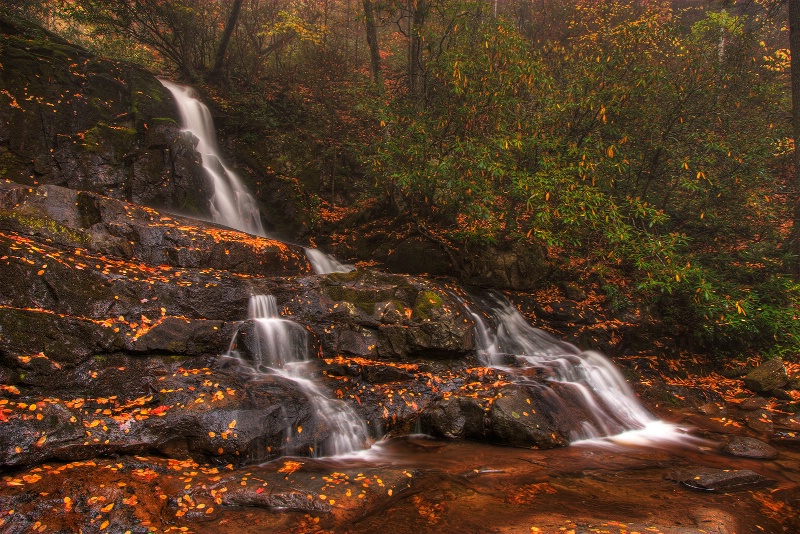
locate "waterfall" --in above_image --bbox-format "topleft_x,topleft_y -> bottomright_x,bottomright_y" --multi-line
467,292 -> 691,446
305,248 -> 355,274
229,295 -> 369,456
159,79 -> 266,236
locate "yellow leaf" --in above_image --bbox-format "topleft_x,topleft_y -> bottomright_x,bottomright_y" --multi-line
228,420 -> 237,429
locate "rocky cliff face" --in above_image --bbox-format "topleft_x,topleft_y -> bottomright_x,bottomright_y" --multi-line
0,15 -> 210,214
1,178 -> 571,467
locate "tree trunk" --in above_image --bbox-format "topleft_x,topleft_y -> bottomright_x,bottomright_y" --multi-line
362,0 -> 383,92
209,0 -> 245,82
408,0 -> 427,99
789,0 -> 800,278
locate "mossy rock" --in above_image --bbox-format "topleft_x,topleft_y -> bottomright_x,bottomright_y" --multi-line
0,13 -> 211,214
0,209 -> 89,245
413,290 -> 444,321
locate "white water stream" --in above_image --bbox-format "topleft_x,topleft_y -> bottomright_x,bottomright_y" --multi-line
161,79 -> 352,274
229,295 -> 369,457
304,248 -> 354,274
160,79 -> 266,235
468,292 -> 693,446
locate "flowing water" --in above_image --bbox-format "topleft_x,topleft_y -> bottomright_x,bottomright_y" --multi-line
162,79 -> 357,275
159,79 -> 266,236
304,248 -> 355,274
466,291 -> 692,446
161,81 -> 690,450
229,295 -> 369,457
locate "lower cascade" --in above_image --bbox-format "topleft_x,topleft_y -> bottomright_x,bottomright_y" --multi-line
468,292 -> 688,445
228,295 -> 369,457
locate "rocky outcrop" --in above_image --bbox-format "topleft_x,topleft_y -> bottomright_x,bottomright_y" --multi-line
0,365 -> 321,467
667,467 -> 775,492
720,436 -> 779,460
742,358 -> 788,394
461,241 -> 549,290
0,15 -> 210,213
0,178 -> 490,467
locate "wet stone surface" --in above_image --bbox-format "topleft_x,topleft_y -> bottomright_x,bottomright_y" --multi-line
0,435 -> 797,534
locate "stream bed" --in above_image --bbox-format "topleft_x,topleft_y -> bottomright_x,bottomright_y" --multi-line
2,420 -> 798,533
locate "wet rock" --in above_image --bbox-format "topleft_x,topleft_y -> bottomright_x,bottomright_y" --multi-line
719,436 -> 778,460
541,301 -> 582,322
461,242 -> 548,290
0,367 -> 320,468
738,396 -> 770,411
421,397 -> 487,439
641,383 -> 724,413
129,318 -> 230,355
222,485 -> 332,512
0,454 -> 421,532
745,412 -> 774,436
667,467 -> 775,492
697,402 -> 727,416
0,182 -> 311,277
775,414 -> 800,431
385,236 -> 453,276
360,364 -> 415,384
297,270 -> 474,361
770,389 -> 795,402
488,385 -> 569,448
561,282 -> 587,301
742,358 -> 788,393
772,430 -> 800,449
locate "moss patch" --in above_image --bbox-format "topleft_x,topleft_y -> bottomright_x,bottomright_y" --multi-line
413,290 -> 444,321
81,122 -> 138,157
0,210 -> 89,245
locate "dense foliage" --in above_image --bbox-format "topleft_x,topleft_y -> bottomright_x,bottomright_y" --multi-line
9,0 -> 799,358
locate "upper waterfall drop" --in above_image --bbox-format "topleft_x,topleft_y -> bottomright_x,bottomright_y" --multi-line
159,79 -> 266,236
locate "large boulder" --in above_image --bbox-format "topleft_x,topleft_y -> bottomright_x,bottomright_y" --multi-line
742,358 -> 788,394
667,467 -> 775,492
720,436 -> 778,460
421,381 -> 637,450
461,242 -> 549,290
0,365 -> 321,467
274,269 -> 475,362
